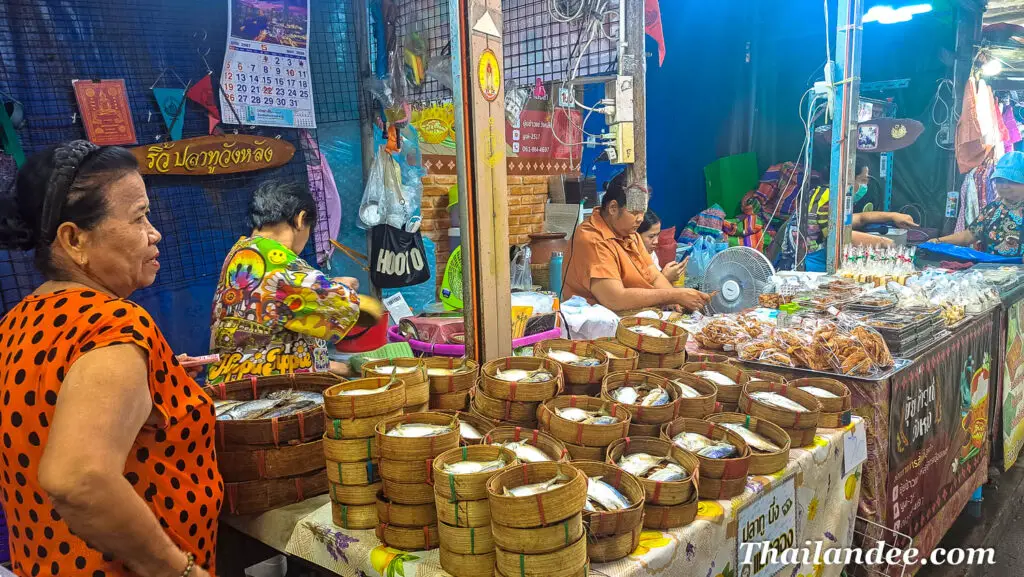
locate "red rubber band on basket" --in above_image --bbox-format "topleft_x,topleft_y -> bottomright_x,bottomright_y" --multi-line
534,494 -> 547,525
504,400 -> 513,421
448,375 -> 455,394
216,421 -> 226,450
349,396 -> 356,417
255,450 -> 267,479
794,412 -> 803,427
423,526 -> 431,549
386,501 -> 392,522
660,506 -> 669,528
426,459 -> 434,484
514,427 -> 522,441
217,383 -> 227,400
569,396 -> 578,408
706,423 -> 716,439
249,376 -> 258,400
295,477 -> 304,502
271,417 -> 281,448
576,422 -> 584,445
509,382 -> 518,402
613,468 -> 622,487
297,411 -> 306,441
530,429 -> 539,444
588,366 -> 595,382
653,481 -> 663,503
228,485 -> 238,515
521,464 -> 530,485
624,437 -> 631,450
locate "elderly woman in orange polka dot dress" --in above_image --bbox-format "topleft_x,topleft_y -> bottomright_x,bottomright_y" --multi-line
0,141 -> 218,577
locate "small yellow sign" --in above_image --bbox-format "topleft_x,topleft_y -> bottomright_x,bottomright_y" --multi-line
478,48 -> 501,102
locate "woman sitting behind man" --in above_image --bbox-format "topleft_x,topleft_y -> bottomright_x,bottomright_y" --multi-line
637,210 -> 685,284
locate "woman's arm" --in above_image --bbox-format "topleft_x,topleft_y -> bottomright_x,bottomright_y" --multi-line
933,230 -> 977,246
38,345 -> 207,577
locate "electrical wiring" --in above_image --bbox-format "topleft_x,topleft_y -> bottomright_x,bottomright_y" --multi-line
931,78 -> 957,151
549,0 -> 587,23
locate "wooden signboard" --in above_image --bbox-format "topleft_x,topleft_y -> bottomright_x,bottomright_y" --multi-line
130,135 -> 295,176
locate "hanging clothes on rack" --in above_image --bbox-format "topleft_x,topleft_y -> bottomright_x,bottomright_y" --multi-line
957,77 -> 991,173
1004,101 -> 1022,153
978,79 -> 1005,162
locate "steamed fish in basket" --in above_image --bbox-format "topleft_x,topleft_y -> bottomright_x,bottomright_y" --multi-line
798,385 -> 839,399
646,462 -> 688,482
427,366 -> 472,377
498,441 -> 552,463
697,443 -> 739,459
586,476 -> 633,511
749,391 -> 809,412
546,349 -> 602,367
459,421 -> 484,441
627,324 -> 670,338
555,407 -> 621,425
611,385 -> 670,406
720,423 -> 782,453
335,383 -> 391,396
616,452 -> 664,477
671,432 -> 715,453
494,367 -> 555,383
694,370 -> 736,387
672,380 -> 703,399
443,458 -> 507,475
503,470 -> 569,497
385,421 -> 456,437
368,365 -> 419,375
215,389 -> 324,421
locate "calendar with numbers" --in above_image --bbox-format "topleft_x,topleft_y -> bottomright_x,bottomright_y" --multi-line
219,0 -> 316,129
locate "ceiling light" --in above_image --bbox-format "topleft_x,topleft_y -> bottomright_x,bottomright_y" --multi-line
982,59 -> 1004,77
863,3 -> 933,24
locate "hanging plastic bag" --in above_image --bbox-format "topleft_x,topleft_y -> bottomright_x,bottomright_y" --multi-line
511,246 -> 534,290
359,147 -> 387,229
687,235 -> 719,284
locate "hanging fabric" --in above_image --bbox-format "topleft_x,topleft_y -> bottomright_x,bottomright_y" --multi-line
957,78 -> 989,173
1004,103 -> 1022,152
301,129 -> 342,267
152,88 -> 187,140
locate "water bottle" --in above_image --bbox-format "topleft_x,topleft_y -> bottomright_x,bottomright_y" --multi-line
549,251 -> 564,298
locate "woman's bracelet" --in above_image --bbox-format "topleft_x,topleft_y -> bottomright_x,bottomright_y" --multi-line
179,552 -> 196,577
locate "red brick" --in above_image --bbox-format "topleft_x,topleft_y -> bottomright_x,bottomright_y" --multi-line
519,214 -> 544,225
435,175 -> 458,185
509,204 -> 537,216
522,176 -> 549,185
506,176 -> 525,186
423,185 -> 450,197
523,184 -> 549,195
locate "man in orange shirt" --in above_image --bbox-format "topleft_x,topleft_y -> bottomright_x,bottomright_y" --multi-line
562,172 -> 711,312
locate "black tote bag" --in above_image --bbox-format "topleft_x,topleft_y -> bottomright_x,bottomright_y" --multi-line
368,224 -> 430,288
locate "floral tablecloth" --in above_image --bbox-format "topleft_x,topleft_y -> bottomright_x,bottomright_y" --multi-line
226,422 -> 864,577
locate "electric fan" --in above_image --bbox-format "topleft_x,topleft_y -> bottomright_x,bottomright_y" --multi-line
440,245 -> 464,311
699,246 -> 776,314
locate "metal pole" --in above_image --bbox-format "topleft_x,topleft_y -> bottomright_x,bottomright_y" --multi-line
827,0 -> 864,273
623,0 -> 646,187
354,0 -> 375,182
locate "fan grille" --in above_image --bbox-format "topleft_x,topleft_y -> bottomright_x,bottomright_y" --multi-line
700,247 -> 776,314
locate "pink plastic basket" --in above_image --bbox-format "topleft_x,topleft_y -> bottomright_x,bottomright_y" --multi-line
387,325 -> 562,357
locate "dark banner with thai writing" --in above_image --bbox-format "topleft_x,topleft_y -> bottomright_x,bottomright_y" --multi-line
886,315 -> 994,536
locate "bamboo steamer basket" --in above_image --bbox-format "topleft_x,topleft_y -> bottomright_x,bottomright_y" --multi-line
480,357 -> 563,401
789,377 -> 851,413
588,525 -> 642,563
483,427 -> 571,463
487,462 -> 587,528
377,492 -> 438,526
643,369 -> 718,418
438,521 -> 495,554
741,370 -> 788,386
430,389 -> 472,411
660,418 -> 750,499
606,437 -> 698,506
375,412 -> 461,461
434,496 -> 492,527
636,350 -> 687,369
423,357 -> 480,394
818,409 -> 854,429
601,371 -> 681,425
782,425 -> 819,447
379,458 -> 435,483
322,434 -> 377,463
376,522 -> 440,551
224,469 -> 328,515
435,410 -> 495,445
643,491 -> 698,529
362,358 -> 428,388
533,339 -> 609,385
689,352 -> 730,363
494,533 -> 588,577
684,362 -> 745,405
206,373 -> 341,447
330,481 -> 382,506
325,409 -> 403,440
331,501 -> 378,530
433,445 -> 518,501
382,479 -> 436,505
490,512 -> 584,554
406,401 -> 430,413
537,396 -> 631,448
326,459 -> 380,485
472,387 -> 543,425
706,413 -> 791,475
571,461 -> 645,537
562,441 -> 607,461
563,383 -> 603,397
404,382 -> 431,408
217,438 -> 325,483
590,339 -> 640,372
439,547 -> 496,577
739,382 -> 823,430
323,377 -> 406,419
627,421 -> 663,437
616,317 -> 689,354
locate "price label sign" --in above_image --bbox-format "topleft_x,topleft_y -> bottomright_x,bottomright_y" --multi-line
219,0 -> 316,129
737,474 -> 798,577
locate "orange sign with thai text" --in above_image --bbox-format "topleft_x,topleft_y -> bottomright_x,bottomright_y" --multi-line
72,79 -> 137,146
130,134 -> 296,176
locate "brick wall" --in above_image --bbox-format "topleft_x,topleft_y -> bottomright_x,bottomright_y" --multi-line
419,174 -> 551,289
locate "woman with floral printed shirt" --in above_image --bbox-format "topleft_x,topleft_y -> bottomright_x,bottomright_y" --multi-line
207,181 -> 360,384
934,151 -> 1024,257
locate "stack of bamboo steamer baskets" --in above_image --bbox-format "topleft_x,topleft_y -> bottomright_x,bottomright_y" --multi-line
606,437 -> 699,529
425,357 -> 479,411
661,417 -> 751,499
739,382 -> 823,447
572,460 -> 646,562
374,412 -> 461,550
642,369 -> 719,419
590,339 -> 640,373
601,371 -> 681,437
707,413 -> 791,475
435,410 -> 495,445
483,427 -> 571,463
206,373 -> 340,515
322,377 -> 406,529
434,445 -> 518,576
487,462 -> 590,577
789,377 -> 852,428
616,317 -> 689,369
363,358 -> 430,412
537,396 -> 631,461
684,361 -> 746,412
534,339 -> 609,397
475,357 -> 563,429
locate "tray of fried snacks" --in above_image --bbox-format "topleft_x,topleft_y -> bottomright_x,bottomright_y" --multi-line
792,292 -> 855,311
694,316 -> 752,351
758,293 -> 793,309
846,292 -> 898,313
818,278 -> 864,293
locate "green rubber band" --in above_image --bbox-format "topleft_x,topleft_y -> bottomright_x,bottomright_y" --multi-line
454,499 -> 460,525
333,419 -> 341,439
470,527 -> 475,554
461,446 -> 468,460
367,437 -> 373,459
744,415 -> 751,429
331,484 -> 337,502
563,519 -> 569,545
341,504 -> 348,528
336,461 -> 343,483
520,554 -> 526,577
448,474 -> 457,503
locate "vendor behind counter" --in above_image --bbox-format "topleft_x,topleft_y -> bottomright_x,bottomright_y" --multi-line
562,171 -> 710,313
933,151 -> 1024,257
